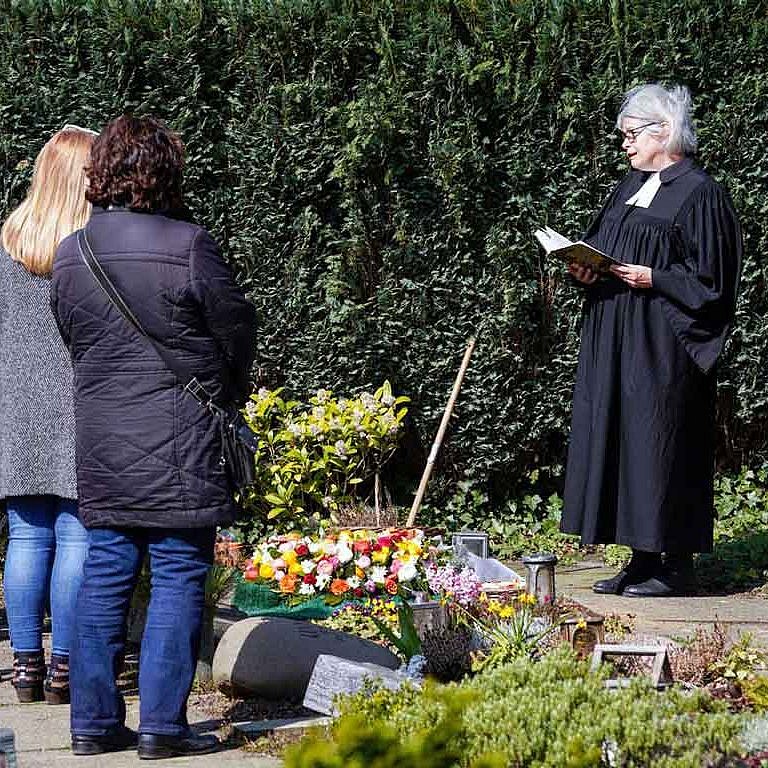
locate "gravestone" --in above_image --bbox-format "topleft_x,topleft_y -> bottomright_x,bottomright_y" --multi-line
303,654 -> 413,716
212,617 -> 400,699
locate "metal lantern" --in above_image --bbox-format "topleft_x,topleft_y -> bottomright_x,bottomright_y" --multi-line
451,530 -> 489,559
522,552 -> 558,604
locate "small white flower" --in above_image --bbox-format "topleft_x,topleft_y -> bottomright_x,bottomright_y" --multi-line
382,393 -> 396,406
257,387 -> 269,399
336,545 -> 354,564
299,583 -> 317,596
308,542 -> 322,554
301,559 -> 316,574
371,566 -> 387,585
309,424 -> 321,436
397,563 -> 418,583
315,573 -> 331,590
334,440 -> 348,457
346,576 -> 361,588
312,405 -> 326,419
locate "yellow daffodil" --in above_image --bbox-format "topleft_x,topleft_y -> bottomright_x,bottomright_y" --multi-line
371,546 -> 390,564
289,562 -> 304,575
576,618 -> 587,630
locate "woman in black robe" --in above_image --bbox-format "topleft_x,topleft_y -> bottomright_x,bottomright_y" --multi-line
560,84 -> 742,597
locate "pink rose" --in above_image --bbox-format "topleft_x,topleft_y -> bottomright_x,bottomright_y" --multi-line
356,555 -> 371,569
316,559 -> 335,576
274,570 -> 286,582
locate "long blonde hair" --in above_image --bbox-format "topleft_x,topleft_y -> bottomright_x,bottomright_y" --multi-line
1,128 -> 95,276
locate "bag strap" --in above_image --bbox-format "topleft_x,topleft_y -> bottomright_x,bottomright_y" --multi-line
76,229 -> 215,407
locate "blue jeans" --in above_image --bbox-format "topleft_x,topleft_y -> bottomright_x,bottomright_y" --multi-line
70,526 -> 215,737
3,495 -> 89,656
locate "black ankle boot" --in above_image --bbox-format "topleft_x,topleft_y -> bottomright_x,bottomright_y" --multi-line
44,653 -> 70,705
12,651 -> 46,703
593,550 -> 662,595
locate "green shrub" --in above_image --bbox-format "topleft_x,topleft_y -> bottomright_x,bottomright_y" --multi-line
238,382 -> 408,540
287,648 -> 745,767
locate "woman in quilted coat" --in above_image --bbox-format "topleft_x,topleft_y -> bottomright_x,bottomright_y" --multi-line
51,115 -> 257,759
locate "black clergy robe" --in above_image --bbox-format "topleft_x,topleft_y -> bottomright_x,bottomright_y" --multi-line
560,158 -> 742,553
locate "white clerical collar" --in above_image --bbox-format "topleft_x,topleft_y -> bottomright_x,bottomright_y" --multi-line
625,171 -> 661,208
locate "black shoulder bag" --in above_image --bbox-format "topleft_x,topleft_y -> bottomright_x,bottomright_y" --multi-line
76,230 -> 258,491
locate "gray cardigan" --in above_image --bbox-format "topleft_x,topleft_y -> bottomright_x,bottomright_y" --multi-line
0,249 -> 77,501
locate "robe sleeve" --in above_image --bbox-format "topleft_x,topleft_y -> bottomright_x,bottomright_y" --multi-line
651,181 -> 742,373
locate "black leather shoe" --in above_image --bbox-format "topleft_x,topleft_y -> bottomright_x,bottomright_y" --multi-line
138,731 -> 220,760
72,725 -> 138,756
592,568 -> 654,595
622,570 -> 697,597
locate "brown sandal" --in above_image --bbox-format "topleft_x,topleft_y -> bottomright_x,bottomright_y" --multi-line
12,651 -> 46,703
44,654 -> 70,705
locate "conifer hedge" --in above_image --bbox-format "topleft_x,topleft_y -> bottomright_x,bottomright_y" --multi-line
1,0 -> 766,509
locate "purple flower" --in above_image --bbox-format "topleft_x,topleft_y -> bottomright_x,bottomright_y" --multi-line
426,563 -> 482,606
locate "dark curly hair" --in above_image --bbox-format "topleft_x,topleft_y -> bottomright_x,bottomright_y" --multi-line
86,115 -> 184,212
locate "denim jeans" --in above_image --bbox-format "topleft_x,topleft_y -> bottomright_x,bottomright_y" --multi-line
69,526 -> 215,737
3,495 -> 89,656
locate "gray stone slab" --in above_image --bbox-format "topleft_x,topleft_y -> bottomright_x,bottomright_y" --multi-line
234,716 -> 331,738
303,654 -> 412,716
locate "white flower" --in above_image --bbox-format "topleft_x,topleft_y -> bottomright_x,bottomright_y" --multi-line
312,405 -> 326,419
346,576 -> 361,588
397,563 -> 418,583
308,541 -> 322,554
301,559 -> 316,574
287,422 -> 302,437
382,393 -> 395,406
315,573 -> 331,590
334,440 -> 348,457
315,388 -> 330,403
278,541 -> 294,553
371,566 -> 387,585
257,387 -> 269,399
336,545 -> 354,564
321,541 -> 337,556
299,583 -> 317,596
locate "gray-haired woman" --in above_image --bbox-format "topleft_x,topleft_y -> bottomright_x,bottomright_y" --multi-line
560,84 -> 742,596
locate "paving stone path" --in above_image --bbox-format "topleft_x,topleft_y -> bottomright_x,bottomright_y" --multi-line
0,639 -> 282,767
554,560 -> 768,646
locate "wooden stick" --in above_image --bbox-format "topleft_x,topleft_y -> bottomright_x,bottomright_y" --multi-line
406,336 -> 477,528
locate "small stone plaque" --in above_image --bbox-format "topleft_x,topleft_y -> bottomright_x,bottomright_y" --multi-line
303,654 -> 413,716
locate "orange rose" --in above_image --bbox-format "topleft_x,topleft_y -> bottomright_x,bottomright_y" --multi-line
279,574 -> 298,594
330,579 -> 350,596
384,578 -> 399,595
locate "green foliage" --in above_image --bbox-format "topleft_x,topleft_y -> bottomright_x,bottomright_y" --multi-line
239,382 -> 407,539
1,0 -> 766,516
289,648 -> 745,767
369,600 -> 422,661
697,466 -> 768,592
743,678 -> 768,713
710,634 -> 767,686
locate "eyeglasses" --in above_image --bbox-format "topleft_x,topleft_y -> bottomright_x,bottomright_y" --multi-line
619,121 -> 662,143
62,123 -> 99,136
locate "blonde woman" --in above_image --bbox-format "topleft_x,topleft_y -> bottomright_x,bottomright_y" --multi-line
0,126 -> 95,703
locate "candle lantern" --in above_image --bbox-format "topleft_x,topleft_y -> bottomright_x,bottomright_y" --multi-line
522,552 -> 557,604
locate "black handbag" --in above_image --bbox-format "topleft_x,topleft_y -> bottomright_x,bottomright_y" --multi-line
76,230 -> 259,491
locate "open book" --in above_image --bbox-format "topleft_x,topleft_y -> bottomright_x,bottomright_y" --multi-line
534,226 -> 620,274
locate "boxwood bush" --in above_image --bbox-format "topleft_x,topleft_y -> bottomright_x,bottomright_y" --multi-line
1,0 -> 766,512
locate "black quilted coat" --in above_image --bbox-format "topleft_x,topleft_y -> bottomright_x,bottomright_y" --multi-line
51,207 -> 257,529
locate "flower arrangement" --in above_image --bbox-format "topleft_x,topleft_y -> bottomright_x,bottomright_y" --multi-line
241,528 -> 439,605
